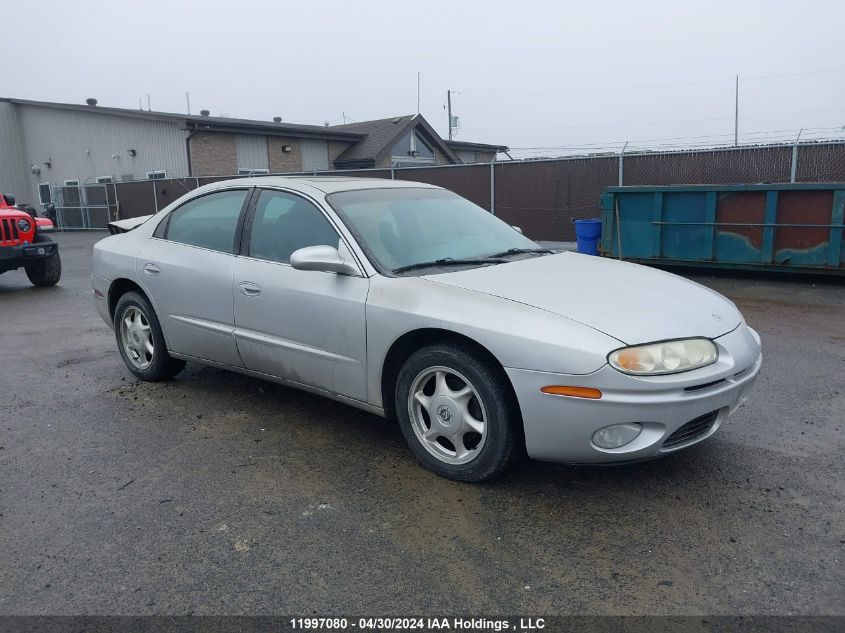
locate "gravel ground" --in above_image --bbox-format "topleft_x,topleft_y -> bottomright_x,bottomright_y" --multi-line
0,232 -> 842,616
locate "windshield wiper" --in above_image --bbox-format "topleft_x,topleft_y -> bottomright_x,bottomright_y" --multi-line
486,247 -> 555,258
392,257 -> 507,274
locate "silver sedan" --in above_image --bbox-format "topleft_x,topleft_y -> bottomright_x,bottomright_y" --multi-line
92,177 -> 762,481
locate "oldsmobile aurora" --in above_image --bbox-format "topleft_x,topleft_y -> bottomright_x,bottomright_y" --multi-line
92,177 -> 762,481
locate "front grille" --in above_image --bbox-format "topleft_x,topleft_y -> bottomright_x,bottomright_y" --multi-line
1,218 -> 20,243
662,410 -> 719,450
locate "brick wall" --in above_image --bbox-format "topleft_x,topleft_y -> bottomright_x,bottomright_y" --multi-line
268,136 -> 305,172
328,141 -> 353,169
189,133 -> 237,176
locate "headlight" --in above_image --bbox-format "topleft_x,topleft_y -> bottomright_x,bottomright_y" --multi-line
608,338 -> 718,375
17,218 -> 32,232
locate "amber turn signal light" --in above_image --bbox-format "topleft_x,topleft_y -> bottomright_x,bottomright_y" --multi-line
540,385 -> 602,399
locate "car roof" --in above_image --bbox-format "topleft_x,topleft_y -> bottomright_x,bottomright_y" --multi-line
207,176 -> 442,195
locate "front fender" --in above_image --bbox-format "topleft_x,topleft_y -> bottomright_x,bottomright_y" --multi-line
365,276 -> 619,409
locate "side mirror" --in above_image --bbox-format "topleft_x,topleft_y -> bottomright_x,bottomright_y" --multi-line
3,194 -> 16,207
290,245 -> 359,276
512,226 -> 523,234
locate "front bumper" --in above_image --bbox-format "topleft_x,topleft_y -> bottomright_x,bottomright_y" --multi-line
0,240 -> 59,270
506,324 -> 762,463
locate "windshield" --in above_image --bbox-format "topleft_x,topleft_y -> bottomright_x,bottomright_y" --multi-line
327,187 -> 540,274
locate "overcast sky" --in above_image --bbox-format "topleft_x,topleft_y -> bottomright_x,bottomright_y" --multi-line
4,0 -> 844,156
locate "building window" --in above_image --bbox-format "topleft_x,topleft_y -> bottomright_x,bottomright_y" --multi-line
64,179 -> 80,187
96,176 -> 114,184
391,130 -> 435,163
38,183 -> 52,205
238,168 -> 270,176
146,170 -> 167,180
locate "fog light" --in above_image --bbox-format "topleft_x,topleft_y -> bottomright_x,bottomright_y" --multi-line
592,423 -> 642,449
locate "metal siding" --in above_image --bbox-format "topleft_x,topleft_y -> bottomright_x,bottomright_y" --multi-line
0,102 -> 32,202
13,104 -> 189,206
235,135 -> 269,170
301,139 -> 329,171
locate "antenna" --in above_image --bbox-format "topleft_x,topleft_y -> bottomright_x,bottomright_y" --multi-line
186,91 -> 191,115
417,72 -> 421,114
147,93 -> 151,111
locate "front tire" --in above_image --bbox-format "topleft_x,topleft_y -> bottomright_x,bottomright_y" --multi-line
395,342 -> 518,482
114,291 -> 186,381
25,236 -> 61,286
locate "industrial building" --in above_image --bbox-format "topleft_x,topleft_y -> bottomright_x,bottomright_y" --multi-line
0,97 -> 505,210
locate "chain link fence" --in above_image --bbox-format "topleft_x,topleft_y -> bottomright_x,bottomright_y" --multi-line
109,141 -> 845,242
51,183 -> 116,229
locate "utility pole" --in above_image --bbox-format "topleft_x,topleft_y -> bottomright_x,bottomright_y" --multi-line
447,90 -> 453,140
734,75 -> 739,147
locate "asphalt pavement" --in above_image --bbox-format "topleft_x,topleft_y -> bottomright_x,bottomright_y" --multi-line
1,232 -> 843,615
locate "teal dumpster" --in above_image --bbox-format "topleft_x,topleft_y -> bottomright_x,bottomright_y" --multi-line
600,183 -> 845,275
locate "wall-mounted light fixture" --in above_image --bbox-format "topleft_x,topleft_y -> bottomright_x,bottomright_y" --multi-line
31,164 -> 41,175
281,145 -> 292,153
44,160 -> 51,169
128,149 -> 137,157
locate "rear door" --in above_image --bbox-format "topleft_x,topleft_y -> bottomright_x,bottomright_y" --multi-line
138,188 -> 251,366
232,188 -> 369,401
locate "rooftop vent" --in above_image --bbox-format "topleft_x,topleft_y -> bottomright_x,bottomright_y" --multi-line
86,98 -> 98,107
200,109 -> 210,117
273,116 -> 282,123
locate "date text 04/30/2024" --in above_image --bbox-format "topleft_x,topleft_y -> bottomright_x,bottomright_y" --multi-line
289,617 -> 546,630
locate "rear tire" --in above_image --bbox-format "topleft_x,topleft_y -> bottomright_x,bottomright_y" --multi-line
25,236 -> 61,286
395,342 -> 518,482
114,291 -> 186,381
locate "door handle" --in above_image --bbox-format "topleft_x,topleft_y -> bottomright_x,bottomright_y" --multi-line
143,263 -> 160,276
238,281 -> 262,297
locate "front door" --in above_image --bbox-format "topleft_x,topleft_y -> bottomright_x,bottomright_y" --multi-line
138,188 -> 250,366
232,189 -> 369,401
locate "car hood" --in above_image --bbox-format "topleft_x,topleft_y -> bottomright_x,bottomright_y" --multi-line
422,252 -> 742,345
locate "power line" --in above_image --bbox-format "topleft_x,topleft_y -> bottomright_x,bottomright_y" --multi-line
507,127 -> 845,151
459,67 -> 845,96
461,106 -> 845,133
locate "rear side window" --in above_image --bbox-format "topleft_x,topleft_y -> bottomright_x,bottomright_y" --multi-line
163,190 -> 247,253
248,190 -> 339,264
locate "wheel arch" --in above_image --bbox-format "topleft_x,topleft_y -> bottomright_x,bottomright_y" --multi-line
108,278 -> 147,322
380,328 -> 525,444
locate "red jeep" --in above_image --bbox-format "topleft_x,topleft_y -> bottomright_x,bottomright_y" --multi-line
0,192 -> 61,286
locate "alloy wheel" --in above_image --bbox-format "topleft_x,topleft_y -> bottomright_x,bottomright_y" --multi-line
408,365 -> 488,465
120,306 -> 154,370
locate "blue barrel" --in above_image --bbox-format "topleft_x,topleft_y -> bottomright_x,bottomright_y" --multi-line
574,218 -> 602,255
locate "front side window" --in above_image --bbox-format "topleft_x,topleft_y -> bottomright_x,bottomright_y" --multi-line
248,190 -> 339,264
164,189 -> 248,253
328,188 -> 539,274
